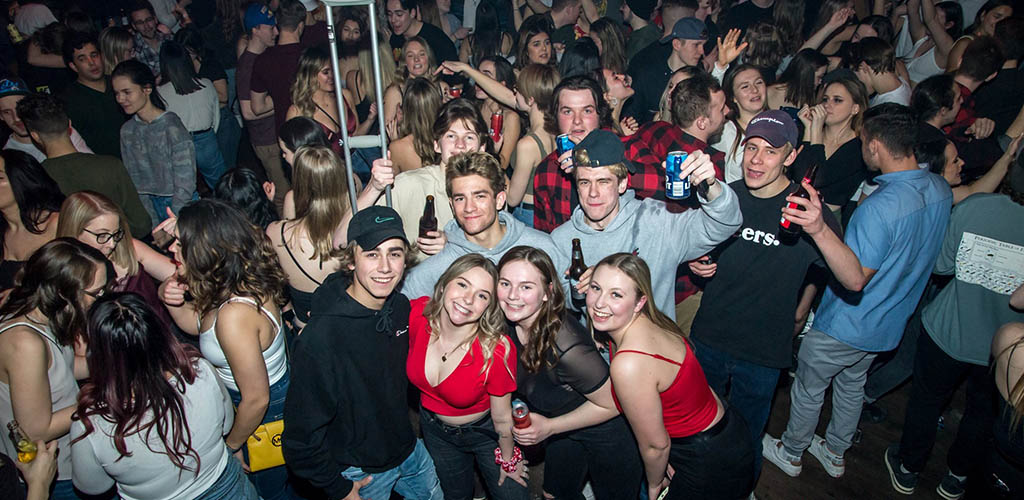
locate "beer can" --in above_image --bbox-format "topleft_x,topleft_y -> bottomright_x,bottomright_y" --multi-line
665,151 -> 690,199
449,86 -> 462,98
512,400 -> 531,428
489,112 -> 503,143
557,134 -> 575,155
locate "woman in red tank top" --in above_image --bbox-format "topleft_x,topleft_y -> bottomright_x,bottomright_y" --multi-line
587,253 -> 755,500
406,254 -> 529,500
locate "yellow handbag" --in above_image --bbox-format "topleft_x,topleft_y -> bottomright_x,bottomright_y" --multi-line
246,419 -> 285,472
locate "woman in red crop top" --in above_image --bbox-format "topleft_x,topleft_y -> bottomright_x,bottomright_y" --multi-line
406,254 -> 529,500
587,253 -> 755,500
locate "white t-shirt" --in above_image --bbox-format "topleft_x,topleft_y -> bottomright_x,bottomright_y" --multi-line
158,79 -> 221,133
13,4 -> 56,37
870,78 -> 911,107
3,128 -> 93,162
71,360 -> 235,500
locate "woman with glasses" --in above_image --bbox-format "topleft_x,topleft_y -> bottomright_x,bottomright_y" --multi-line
0,238 -> 110,499
56,191 -> 177,332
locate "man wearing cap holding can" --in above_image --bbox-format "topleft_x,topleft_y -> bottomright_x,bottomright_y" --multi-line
284,206 -> 444,500
686,110 -> 843,476
550,128 -> 741,320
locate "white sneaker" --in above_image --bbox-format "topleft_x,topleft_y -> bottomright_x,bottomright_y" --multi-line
762,434 -> 802,477
807,434 -> 845,478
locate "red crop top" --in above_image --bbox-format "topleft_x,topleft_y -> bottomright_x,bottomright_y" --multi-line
610,340 -> 718,438
406,297 -> 518,416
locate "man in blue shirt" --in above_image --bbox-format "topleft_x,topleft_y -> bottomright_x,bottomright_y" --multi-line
762,104 -> 953,480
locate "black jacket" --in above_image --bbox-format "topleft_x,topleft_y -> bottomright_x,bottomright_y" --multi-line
282,272 -> 414,499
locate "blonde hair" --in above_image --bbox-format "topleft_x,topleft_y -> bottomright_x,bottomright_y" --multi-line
56,191 -> 138,276
357,34 -> 396,104
423,254 -> 513,380
291,46 -> 332,120
594,253 -> 686,338
291,146 -> 352,262
395,37 -> 437,85
99,27 -> 134,76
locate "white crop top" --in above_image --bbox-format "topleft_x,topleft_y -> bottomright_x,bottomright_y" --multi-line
199,297 -> 288,391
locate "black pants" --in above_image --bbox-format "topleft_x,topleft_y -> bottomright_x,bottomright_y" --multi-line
897,328 -> 996,476
542,416 -> 643,500
665,408 -> 755,500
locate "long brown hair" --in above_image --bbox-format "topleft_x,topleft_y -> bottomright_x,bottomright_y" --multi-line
593,253 -> 686,338
401,77 -> 443,165
0,238 -> 109,347
176,199 -> 287,317
291,46 -> 332,120
423,254 -> 512,379
291,146 -> 352,261
498,246 -> 565,373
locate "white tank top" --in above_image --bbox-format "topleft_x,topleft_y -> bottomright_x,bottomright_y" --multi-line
0,320 -> 77,481
199,297 -> 288,392
906,37 -> 944,85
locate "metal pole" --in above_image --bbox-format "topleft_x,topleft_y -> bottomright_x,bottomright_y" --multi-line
366,0 -> 392,207
324,5 -> 361,213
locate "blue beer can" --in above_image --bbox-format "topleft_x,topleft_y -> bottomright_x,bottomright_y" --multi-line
665,151 -> 690,199
557,134 -> 575,155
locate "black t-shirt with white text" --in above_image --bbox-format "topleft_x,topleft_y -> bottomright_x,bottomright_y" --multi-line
691,180 -> 829,368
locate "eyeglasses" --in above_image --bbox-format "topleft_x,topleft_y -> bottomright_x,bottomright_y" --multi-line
83,228 -> 124,245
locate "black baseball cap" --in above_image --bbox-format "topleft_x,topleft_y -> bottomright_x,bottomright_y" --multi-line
347,206 -> 408,250
744,110 -> 799,148
572,130 -> 635,172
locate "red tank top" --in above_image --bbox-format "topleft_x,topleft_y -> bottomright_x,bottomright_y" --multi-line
611,341 -> 718,438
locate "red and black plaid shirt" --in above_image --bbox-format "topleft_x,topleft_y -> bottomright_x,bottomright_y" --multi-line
533,121 -> 726,302
943,83 -> 977,140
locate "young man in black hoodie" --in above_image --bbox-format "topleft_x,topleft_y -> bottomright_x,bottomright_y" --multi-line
283,206 -> 443,500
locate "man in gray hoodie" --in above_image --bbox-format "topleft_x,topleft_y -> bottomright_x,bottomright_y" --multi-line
550,129 -> 742,320
401,152 -> 566,299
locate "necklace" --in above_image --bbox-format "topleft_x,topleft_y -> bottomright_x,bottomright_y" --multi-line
440,336 -> 472,363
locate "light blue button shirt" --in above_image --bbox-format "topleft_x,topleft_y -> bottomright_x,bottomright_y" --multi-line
814,168 -> 953,352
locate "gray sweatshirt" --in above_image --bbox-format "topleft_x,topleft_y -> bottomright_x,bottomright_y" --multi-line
402,211 -> 568,299
119,111 -> 197,214
550,187 -> 743,320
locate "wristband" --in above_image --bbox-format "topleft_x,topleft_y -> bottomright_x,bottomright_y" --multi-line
226,442 -> 243,454
494,446 -> 523,474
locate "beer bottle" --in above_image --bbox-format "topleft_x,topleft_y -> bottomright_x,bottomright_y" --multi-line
779,163 -> 820,235
7,420 -> 36,462
569,239 -> 587,305
418,195 -> 438,238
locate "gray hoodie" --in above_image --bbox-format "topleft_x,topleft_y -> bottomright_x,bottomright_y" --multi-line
402,211 -> 568,299
550,187 -> 743,320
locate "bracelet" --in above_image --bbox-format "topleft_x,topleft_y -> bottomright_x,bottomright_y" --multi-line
493,446 -> 523,474
226,442 -> 243,454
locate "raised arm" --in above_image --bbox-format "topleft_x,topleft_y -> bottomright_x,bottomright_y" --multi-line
801,8 -> 855,51
436,61 -> 517,108
953,135 -> 1023,204
906,0 -> 928,44
920,0 -> 956,61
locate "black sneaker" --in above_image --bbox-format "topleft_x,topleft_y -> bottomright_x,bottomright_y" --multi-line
937,471 -> 966,500
862,402 -> 888,424
884,444 -> 918,495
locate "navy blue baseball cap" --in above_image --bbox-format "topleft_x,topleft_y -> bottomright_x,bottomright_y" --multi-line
661,17 -> 708,43
744,110 -> 800,148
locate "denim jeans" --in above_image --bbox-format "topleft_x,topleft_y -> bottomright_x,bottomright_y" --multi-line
216,106 -> 241,170
541,416 -> 642,500
146,191 -> 199,223
340,439 -> 443,500
50,479 -> 82,500
511,205 -> 534,228
192,129 -> 227,189
196,454 -> 260,499
691,337 -> 781,474
419,409 -> 529,500
665,408 -> 755,500
897,329 -> 995,476
228,372 -> 303,500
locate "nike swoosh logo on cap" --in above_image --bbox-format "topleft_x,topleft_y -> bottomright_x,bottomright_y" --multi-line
375,217 -> 395,223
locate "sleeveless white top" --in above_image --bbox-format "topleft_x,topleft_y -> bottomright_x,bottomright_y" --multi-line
0,320 -> 77,481
199,297 -> 288,392
906,37 -> 944,85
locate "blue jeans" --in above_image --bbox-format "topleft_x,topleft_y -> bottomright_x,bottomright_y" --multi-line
419,409 -> 529,500
511,205 -> 534,227
147,191 -> 199,222
193,129 -> 227,189
228,372 -> 302,500
50,479 -> 83,499
340,439 -> 443,500
196,454 -> 260,499
691,337 -> 781,475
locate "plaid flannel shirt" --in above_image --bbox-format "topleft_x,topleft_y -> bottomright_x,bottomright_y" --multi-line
943,84 -> 977,141
533,121 -> 726,302
133,31 -> 172,76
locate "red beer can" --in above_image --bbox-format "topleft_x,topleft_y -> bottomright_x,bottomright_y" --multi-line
512,400 -> 531,428
490,112 -> 503,143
